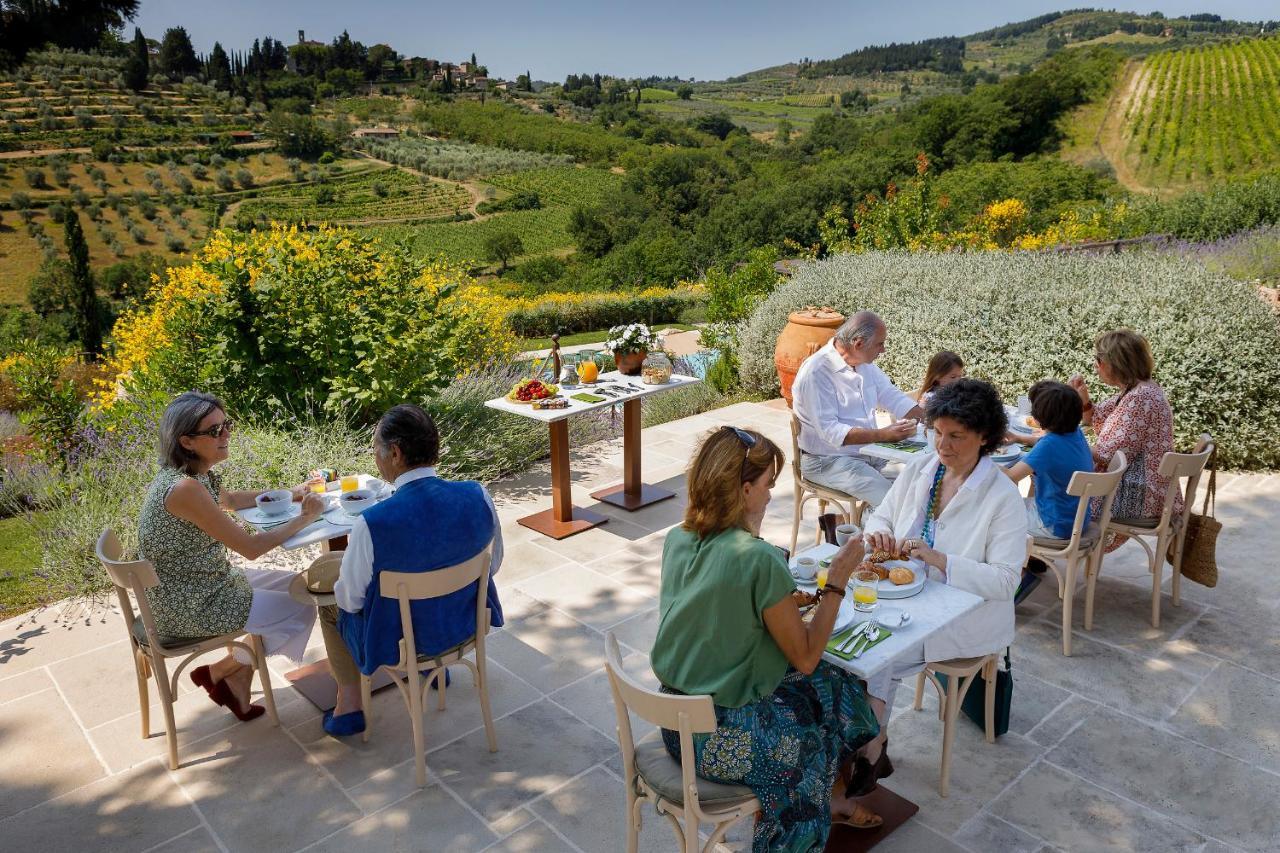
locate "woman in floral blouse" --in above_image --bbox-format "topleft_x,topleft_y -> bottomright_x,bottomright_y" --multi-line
1070,329 -> 1181,551
138,392 -> 327,720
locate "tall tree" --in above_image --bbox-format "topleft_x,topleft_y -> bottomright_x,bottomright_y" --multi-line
206,42 -> 232,90
525,69 -> 532,91
124,26 -> 149,91
62,209 -> 102,356
158,26 -> 199,80
470,52 -> 477,67
0,0 -> 139,67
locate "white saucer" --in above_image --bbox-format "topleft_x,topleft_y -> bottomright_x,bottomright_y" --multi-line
876,606 -> 911,629
242,504 -> 301,525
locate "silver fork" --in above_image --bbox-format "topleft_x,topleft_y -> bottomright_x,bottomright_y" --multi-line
837,622 -> 868,654
852,624 -> 881,658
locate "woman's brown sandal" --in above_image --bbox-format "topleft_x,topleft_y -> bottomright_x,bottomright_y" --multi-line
832,805 -> 883,830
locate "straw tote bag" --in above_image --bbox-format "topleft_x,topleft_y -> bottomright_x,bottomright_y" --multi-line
1172,447 -> 1219,588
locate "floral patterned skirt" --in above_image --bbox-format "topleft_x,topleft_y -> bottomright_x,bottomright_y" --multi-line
661,662 -> 879,853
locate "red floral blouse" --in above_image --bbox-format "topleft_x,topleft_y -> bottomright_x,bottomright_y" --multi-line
1091,381 -> 1183,549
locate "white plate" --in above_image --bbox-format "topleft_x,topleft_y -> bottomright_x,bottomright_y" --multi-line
323,504 -> 368,525
877,558 -> 927,599
876,606 -> 911,629
242,503 -> 301,525
1010,414 -> 1037,433
833,595 -> 859,634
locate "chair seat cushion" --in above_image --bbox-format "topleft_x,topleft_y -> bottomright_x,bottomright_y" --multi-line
633,734 -> 757,808
1110,516 -> 1161,531
1032,524 -> 1102,552
130,615 -> 218,650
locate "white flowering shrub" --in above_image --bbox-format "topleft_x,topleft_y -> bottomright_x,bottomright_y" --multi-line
604,323 -> 656,355
738,251 -> 1280,469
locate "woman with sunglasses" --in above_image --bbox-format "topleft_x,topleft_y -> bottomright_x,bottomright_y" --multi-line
650,426 -> 882,851
137,391 -> 327,720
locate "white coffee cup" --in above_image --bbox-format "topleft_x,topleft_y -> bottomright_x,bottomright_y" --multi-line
835,523 -> 860,546
793,556 -> 818,581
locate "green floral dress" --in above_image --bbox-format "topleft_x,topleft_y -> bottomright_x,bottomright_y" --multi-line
137,466 -> 253,639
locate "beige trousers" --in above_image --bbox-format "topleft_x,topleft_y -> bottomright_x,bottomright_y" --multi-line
318,605 -> 361,687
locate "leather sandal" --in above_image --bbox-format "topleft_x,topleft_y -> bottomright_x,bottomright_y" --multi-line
832,806 -> 883,830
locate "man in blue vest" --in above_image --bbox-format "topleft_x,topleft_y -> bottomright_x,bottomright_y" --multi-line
316,404 -> 504,737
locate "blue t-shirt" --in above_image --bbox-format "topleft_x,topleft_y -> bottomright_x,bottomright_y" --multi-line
1025,428 -> 1094,539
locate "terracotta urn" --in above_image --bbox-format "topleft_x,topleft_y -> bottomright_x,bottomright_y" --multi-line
774,307 -> 845,406
615,350 -> 647,376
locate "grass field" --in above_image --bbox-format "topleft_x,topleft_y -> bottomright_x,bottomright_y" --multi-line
0,515 -> 40,619
480,165 -> 622,207
370,206 -> 574,265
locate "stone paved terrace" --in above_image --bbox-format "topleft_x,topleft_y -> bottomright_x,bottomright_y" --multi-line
2,399 -> 1278,853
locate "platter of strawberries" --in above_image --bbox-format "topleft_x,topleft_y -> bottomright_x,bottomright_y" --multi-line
506,378 -> 560,404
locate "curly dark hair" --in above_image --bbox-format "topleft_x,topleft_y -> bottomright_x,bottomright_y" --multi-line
925,378 -> 1008,456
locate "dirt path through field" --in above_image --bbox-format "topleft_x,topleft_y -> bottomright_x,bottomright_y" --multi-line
1095,59 -> 1160,196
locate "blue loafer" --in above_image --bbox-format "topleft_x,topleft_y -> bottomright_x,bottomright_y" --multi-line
322,709 -> 366,737
430,668 -> 451,690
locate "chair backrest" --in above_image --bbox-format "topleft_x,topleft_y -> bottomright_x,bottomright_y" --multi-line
1157,433 -> 1214,531
790,415 -> 804,486
96,528 -> 162,646
378,544 -> 493,666
604,632 -> 719,814
1060,451 -> 1128,545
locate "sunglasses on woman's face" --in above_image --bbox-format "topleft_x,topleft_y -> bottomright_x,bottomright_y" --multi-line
188,419 -> 235,439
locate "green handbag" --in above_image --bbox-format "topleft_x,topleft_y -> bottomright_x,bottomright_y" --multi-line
935,648 -> 1013,738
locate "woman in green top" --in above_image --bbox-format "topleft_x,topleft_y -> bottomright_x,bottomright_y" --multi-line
138,392 -> 327,720
651,426 -> 881,851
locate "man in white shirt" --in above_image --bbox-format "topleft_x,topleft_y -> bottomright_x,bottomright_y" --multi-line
791,311 -> 924,508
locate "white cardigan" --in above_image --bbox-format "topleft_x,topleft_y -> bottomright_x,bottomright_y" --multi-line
864,453 -> 1027,662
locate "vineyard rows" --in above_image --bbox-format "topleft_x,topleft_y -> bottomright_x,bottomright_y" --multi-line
238,169 -> 472,224
481,166 -> 622,207
370,207 -> 574,265
357,136 -> 573,181
1121,36 -> 1280,184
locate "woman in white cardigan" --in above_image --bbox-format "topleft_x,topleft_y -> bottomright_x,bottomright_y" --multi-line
857,378 -> 1027,783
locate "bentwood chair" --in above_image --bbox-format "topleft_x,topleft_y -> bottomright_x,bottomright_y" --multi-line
96,529 -> 280,770
1027,451 -> 1127,656
914,653 -> 999,797
361,545 -> 498,788
789,415 -> 869,555
1098,435 -> 1214,629
604,633 -> 759,853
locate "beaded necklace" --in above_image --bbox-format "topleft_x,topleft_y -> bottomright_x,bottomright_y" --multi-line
921,463 -> 946,548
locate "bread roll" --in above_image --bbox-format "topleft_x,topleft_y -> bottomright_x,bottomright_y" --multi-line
888,567 -> 915,586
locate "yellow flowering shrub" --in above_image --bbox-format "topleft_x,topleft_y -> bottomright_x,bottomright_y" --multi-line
500,285 -> 706,337
100,224 -> 517,419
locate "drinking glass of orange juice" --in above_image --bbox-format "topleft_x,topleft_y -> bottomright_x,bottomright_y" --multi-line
309,479 -> 327,495
340,475 -> 360,493
852,570 -> 879,614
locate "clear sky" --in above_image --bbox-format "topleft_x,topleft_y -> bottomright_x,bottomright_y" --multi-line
131,1 -> 1279,82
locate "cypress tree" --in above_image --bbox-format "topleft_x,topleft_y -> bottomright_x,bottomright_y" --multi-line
62,209 -> 102,357
125,27 -> 149,91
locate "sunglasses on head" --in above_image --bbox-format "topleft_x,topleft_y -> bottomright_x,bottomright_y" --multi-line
728,426 -> 765,483
188,419 -> 235,439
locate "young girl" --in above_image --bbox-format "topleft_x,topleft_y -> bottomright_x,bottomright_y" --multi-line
914,351 -> 965,404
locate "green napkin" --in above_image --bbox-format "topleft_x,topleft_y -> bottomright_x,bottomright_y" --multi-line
826,622 -> 893,661
875,440 -> 924,452
570,392 -> 606,403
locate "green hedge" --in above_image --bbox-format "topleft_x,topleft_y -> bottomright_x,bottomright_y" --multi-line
738,251 -> 1280,469
505,287 -> 705,338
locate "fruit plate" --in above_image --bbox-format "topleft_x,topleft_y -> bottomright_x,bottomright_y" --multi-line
877,558 -> 928,599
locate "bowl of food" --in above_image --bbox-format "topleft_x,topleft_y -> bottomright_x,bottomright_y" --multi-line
254,489 -> 293,517
338,488 -> 377,516
506,378 -> 559,404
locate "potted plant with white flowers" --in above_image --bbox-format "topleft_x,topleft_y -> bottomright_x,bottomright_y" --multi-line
604,322 -> 655,375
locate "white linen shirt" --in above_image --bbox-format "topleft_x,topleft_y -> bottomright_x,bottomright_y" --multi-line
334,467 -> 504,613
864,453 -> 1027,661
792,341 -> 918,457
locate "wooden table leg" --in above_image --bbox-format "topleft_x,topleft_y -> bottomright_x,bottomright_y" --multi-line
517,419 -> 608,539
591,398 -> 676,511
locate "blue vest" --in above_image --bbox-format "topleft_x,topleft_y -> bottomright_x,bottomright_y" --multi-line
338,475 -> 503,676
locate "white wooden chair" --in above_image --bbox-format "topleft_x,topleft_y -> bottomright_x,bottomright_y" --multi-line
1098,434 -> 1214,628
789,415 -> 868,554
360,545 -> 498,788
95,529 -> 279,770
913,654 -> 998,797
1027,451 -> 1127,656
604,633 -> 759,853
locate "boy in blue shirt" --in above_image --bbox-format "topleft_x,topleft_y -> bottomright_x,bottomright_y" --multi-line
1005,381 -> 1095,602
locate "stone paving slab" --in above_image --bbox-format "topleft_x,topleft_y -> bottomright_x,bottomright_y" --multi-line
0,401 -> 1275,852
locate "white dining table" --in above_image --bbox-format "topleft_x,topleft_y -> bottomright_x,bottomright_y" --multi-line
234,473 -> 387,551
861,405 -> 1032,467
795,542 -> 986,681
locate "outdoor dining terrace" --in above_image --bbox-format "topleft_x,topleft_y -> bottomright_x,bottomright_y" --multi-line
1,398 -> 1277,853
